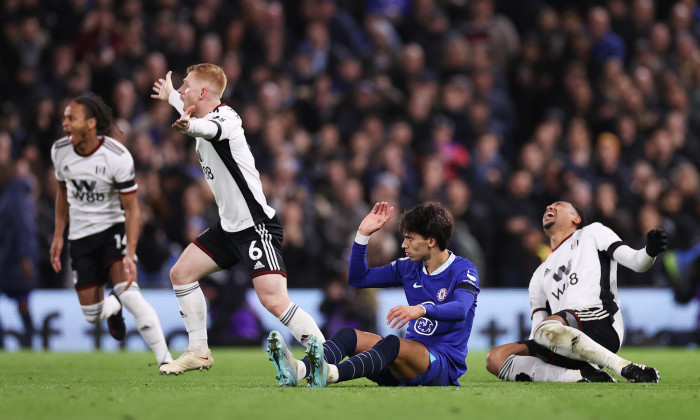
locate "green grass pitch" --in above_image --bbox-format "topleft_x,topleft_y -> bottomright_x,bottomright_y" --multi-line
1,347 -> 698,420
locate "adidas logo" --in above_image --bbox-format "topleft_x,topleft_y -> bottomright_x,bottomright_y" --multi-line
254,261 -> 265,270
63,165 -> 70,172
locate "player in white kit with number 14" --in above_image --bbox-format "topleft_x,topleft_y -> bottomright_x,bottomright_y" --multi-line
50,94 -> 172,367
151,64 -> 325,375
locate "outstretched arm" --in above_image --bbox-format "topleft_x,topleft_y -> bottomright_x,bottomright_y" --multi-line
611,229 -> 667,273
151,71 -> 174,102
151,71 -> 185,115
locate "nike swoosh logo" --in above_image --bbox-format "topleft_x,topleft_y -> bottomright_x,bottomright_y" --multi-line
413,283 -> 422,288
467,271 -> 476,282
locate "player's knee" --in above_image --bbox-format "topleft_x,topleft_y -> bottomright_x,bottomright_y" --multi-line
259,293 -> 288,316
169,264 -> 189,285
374,334 -> 401,362
336,326 -> 357,338
533,320 -> 565,346
485,348 -> 504,375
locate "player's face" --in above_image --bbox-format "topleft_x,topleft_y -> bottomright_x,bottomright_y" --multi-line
178,73 -> 203,110
62,103 -> 95,147
543,201 -> 579,230
401,232 -> 432,262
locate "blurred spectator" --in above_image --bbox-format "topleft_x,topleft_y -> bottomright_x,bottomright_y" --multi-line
470,132 -> 509,196
1,0 -> 698,290
0,160 -> 38,348
319,278 -> 377,337
200,269 -> 264,346
444,178 -> 488,284
588,6 -> 627,65
462,0 -> 520,74
321,177 -> 370,276
280,198 -> 322,288
493,170 -> 541,287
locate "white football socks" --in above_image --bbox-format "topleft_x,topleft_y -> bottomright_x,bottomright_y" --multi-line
80,294 -> 121,323
278,302 -> 326,346
533,320 -> 630,376
173,282 -> 209,355
113,282 -> 173,365
327,364 -> 339,384
295,360 -> 307,380
498,354 -> 583,382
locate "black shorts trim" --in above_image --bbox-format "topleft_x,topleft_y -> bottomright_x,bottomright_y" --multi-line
104,257 -> 122,268
251,270 -> 287,279
560,309 -> 582,330
194,219 -> 287,278
193,239 -> 216,260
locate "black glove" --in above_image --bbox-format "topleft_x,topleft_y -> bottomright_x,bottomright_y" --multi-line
645,229 -> 668,257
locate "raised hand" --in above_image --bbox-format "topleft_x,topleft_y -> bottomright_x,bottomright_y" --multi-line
172,105 -> 195,133
151,70 -> 174,101
645,229 -> 668,257
358,201 -> 394,236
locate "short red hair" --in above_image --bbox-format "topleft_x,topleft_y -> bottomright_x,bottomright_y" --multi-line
187,63 -> 227,99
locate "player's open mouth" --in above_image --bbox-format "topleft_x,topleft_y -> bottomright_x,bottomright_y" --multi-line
545,210 -> 555,218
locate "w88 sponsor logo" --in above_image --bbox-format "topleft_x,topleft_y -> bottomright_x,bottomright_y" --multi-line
72,191 -> 106,202
71,180 -> 105,202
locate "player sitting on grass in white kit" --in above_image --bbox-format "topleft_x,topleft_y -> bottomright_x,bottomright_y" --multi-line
486,201 -> 665,383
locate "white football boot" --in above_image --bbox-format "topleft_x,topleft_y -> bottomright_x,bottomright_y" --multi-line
159,348 -> 214,375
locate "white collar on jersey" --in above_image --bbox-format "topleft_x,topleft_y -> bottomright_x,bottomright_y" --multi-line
422,251 -> 456,276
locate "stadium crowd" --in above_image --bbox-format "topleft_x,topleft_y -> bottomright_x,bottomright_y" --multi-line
1,0 -> 699,307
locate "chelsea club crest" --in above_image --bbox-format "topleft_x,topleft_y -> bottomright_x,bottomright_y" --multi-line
437,288 -> 448,301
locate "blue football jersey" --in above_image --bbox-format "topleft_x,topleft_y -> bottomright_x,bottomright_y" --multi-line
348,243 -> 480,384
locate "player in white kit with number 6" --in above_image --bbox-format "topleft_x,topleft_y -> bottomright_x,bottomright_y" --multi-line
151,64 -> 325,375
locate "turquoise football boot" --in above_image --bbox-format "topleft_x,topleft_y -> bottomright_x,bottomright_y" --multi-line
305,336 -> 328,387
266,330 -> 299,386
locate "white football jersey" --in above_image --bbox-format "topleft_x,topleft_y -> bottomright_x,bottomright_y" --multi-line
529,223 -> 624,326
51,136 -> 138,240
169,92 -> 275,232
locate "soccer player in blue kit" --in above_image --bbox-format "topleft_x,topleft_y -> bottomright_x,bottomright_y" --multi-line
267,201 -> 480,387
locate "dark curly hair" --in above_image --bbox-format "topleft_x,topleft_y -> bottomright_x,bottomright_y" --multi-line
571,203 -> 587,229
398,202 -> 453,250
72,93 -> 115,136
